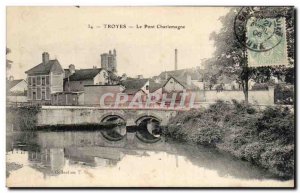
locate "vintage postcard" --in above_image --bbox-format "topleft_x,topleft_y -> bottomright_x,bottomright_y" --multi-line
6,6 -> 295,188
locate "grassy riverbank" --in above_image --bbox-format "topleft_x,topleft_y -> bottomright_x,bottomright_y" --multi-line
6,106 -> 40,132
164,100 -> 294,179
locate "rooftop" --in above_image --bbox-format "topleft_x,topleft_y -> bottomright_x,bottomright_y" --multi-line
64,68 -> 104,81
25,59 -> 64,75
121,78 -> 148,94
7,79 -> 26,89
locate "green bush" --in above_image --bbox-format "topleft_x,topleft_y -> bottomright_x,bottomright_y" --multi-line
243,142 -> 265,164
7,106 -> 40,131
274,84 -> 294,105
260,145 -> 294,179
256,107 -> 294,145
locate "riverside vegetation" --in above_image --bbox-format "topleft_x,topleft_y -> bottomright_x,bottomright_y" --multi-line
164,100 -> 294,179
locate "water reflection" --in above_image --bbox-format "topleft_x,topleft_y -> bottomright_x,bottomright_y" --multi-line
6,131 -> 294,187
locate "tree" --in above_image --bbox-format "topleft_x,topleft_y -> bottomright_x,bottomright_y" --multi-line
208,7 -> 295,103
6,47 -> 12,70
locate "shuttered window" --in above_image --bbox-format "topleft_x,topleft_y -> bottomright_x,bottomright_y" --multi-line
28,88 -> 32,99
32,77 -> 36,86
37,76 -> 41,85
46,87 -> 50,100
37,87 -> 41,100
46,76 -> 50,85
28,77 -> 31,86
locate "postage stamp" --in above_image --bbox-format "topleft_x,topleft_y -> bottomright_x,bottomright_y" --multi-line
234,7 -> 289,67
247,17 -> 288,67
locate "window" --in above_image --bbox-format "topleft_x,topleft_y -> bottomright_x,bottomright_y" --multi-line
42,91 -> 46,100
46,87 -> 50,100
37,76 -> 41,85
32,91 -> 36,100
32,77 -> 36,86
42,77 -> 45,86
146,85 -> 149,90
46,76 -> 50,85
37,87 -> 41,100
28,77 -> 31,86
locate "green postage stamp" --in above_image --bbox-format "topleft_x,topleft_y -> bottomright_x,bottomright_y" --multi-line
246,17 -> 288,67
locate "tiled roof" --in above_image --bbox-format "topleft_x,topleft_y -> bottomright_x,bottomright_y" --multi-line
65,68 -> 103,81
25,60 -> 64,75
7,79 -> 25,89
149,80 -> 163,92
121,78 -> 148,94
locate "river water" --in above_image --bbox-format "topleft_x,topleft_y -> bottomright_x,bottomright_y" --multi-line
6,131 -> 294,187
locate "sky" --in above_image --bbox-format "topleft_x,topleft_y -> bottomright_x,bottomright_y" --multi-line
7,7 -> 229,79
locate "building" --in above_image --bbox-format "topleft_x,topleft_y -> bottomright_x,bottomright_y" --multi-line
7,78 -> 28,105
84,85 -> 125,106
121,78 -> 149,95
64,65 -> 109,92
7,78 -> 27,95
162,76 -> 186,93
51,91 -> 84,106
149,80 -> 163,95
153,67 -> 205,90
101,49 -> 117,73
25,52 -> 64,104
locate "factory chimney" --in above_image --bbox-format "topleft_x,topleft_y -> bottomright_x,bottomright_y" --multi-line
175,49 -> 178,70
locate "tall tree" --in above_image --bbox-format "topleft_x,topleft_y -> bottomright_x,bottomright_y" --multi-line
6,47 -> 12,70
208,7 -> 295,103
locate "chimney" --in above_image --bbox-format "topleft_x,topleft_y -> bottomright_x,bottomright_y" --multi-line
109,50 -> 112,55
42,52 -> 49,64
113,49 -> 116,56
69,64 -> 75,75
175,49 -> 178,70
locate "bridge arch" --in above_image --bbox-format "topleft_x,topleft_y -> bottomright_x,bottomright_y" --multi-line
135,114 -> 162,126
99,113 -> 127,142
100,112 -> 126,123
135,114 -> 162,143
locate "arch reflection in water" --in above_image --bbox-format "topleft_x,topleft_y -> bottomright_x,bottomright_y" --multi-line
100,115 -> 127,141
135,116 -> 162,143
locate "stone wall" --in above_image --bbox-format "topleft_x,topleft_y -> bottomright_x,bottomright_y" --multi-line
192,87 -> 274,105
36,106 -> 177,127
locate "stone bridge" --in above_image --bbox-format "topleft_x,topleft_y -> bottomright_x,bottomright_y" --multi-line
36,106 -> 179,127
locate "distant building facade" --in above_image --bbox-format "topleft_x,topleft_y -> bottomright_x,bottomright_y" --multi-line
162,76 -> 186,93
25,52 -> 64,104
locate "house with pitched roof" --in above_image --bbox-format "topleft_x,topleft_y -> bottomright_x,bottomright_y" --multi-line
153,67 -> 206,90
7,78 -> 28,105
7,78 -> 27,95
121,78 -> 149,95
25,52 -> 64,104
63,64 -> 109,92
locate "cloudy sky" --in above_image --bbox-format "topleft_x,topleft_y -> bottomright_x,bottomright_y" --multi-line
7,7 -> 229,79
